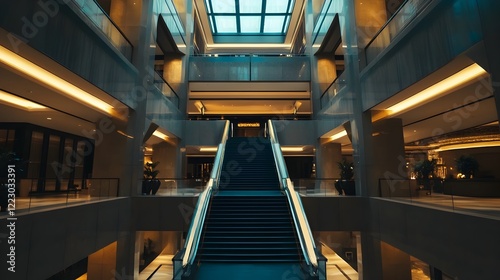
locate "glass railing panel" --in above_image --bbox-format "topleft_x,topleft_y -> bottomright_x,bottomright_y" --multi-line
71,0 -> 133,60
292,178 -> 342,196
378,178 -> 500,219
189,55 -> 251,81
188,55 -> 310,82
137,178 -> 206,196
320,71 -> 347,109
365,0 -> 433,64
180,121 -> 230,271
153,71 -> 180,108
0,178 -> 120,215
251,56 -> 310,81
162,0 -> 186,47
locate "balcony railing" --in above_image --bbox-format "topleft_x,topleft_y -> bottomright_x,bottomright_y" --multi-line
379,178 -> 500,219
320,71 -> 347,109
153,71 -> 180,108
189,55 -> 310,82
0,178 -> 120,214
71,0 -> 133,60
364,0 -> 433,64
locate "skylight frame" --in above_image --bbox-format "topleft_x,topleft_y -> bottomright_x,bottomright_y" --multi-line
204,0 -> 295,42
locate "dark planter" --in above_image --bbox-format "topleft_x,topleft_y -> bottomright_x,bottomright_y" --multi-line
335,181 -> 343,195
150,179 -> 161,195
142,180 -> 152,195
341,180 -> 355,196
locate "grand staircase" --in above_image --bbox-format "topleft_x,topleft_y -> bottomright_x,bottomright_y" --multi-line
192,137 -> 308,279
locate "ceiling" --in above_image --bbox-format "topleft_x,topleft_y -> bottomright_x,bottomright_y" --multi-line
322,55 -> 500,154
194,0 -> 306,53
203,0 -> 295,43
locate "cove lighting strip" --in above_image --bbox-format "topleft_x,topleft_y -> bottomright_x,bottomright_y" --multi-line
281,146 -> 304,152
330,130 -> 347,140
0,89 -> 47,111
0,45 -> 119,118
434,141 -> 500,152
386,63 -> 488,115
153,130 -> 169,141
199,147 -> 218,152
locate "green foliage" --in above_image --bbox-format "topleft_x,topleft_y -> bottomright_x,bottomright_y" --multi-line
414,159 -> 436,181
455,155 -> 478,179
337,158 -> 354,180
143,161 -> 160,180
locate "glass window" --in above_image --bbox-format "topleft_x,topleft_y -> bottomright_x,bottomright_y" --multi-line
211,0 -> 235,13
205,0 -> 294,40
28,131 -> 43,178
240,0 -> 262,13
264,16 -> 285,33
215,16 -> 237,33
266,0 -> 290,13
46,135 -> 60,178
240,16 -> 261,33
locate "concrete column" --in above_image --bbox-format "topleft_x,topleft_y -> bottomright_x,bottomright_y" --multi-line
316,141 -> 342,179
152,141 -> 178,178
358,233 -> 383,279
370,118 -> 407,196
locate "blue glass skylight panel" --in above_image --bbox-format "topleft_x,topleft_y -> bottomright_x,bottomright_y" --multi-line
240,16 -> 261,33
266,0 -> 290,13
215,16 -> 237,33
211,0 -> 235,13
240,0 -> 262,13
264,16 -> 285,33
205,0 -> 294,41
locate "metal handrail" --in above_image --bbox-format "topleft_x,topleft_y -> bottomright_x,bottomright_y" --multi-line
181,120 -> 230,268
267,120 -> 319,271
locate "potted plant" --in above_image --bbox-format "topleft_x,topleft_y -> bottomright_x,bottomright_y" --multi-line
455,155 -> 478,179
414,158 -> 436,193
142,161 -> 161,195
336,158 -> 355,195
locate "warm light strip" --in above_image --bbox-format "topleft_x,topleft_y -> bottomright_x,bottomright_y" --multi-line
281,147 -> 304,152
386,63 -> 487,115
206,43 -> 292,49
153,130 -> 169,141
0,89 -> 47,110
199,147 -> 218,152
0,45 -> 117,116
434,141 -> 500,152
116,130 -> 134,139
330,130 -> 347,140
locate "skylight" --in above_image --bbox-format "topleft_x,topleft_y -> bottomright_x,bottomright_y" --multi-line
204,0 -> 295,43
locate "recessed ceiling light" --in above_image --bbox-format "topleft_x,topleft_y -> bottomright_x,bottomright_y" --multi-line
46,117 -> 52,120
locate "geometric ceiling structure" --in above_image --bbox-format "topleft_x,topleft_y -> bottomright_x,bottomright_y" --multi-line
204,0 -> 295,43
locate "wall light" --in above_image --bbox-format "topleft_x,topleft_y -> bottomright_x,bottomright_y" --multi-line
153,130 -> 169,141
0,89 -> 47,111
383,63 -> 488,118
0,45 -> 121,118
330,130 -> 347,140
199,147 -> 218,152
281,146 -> 304,152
